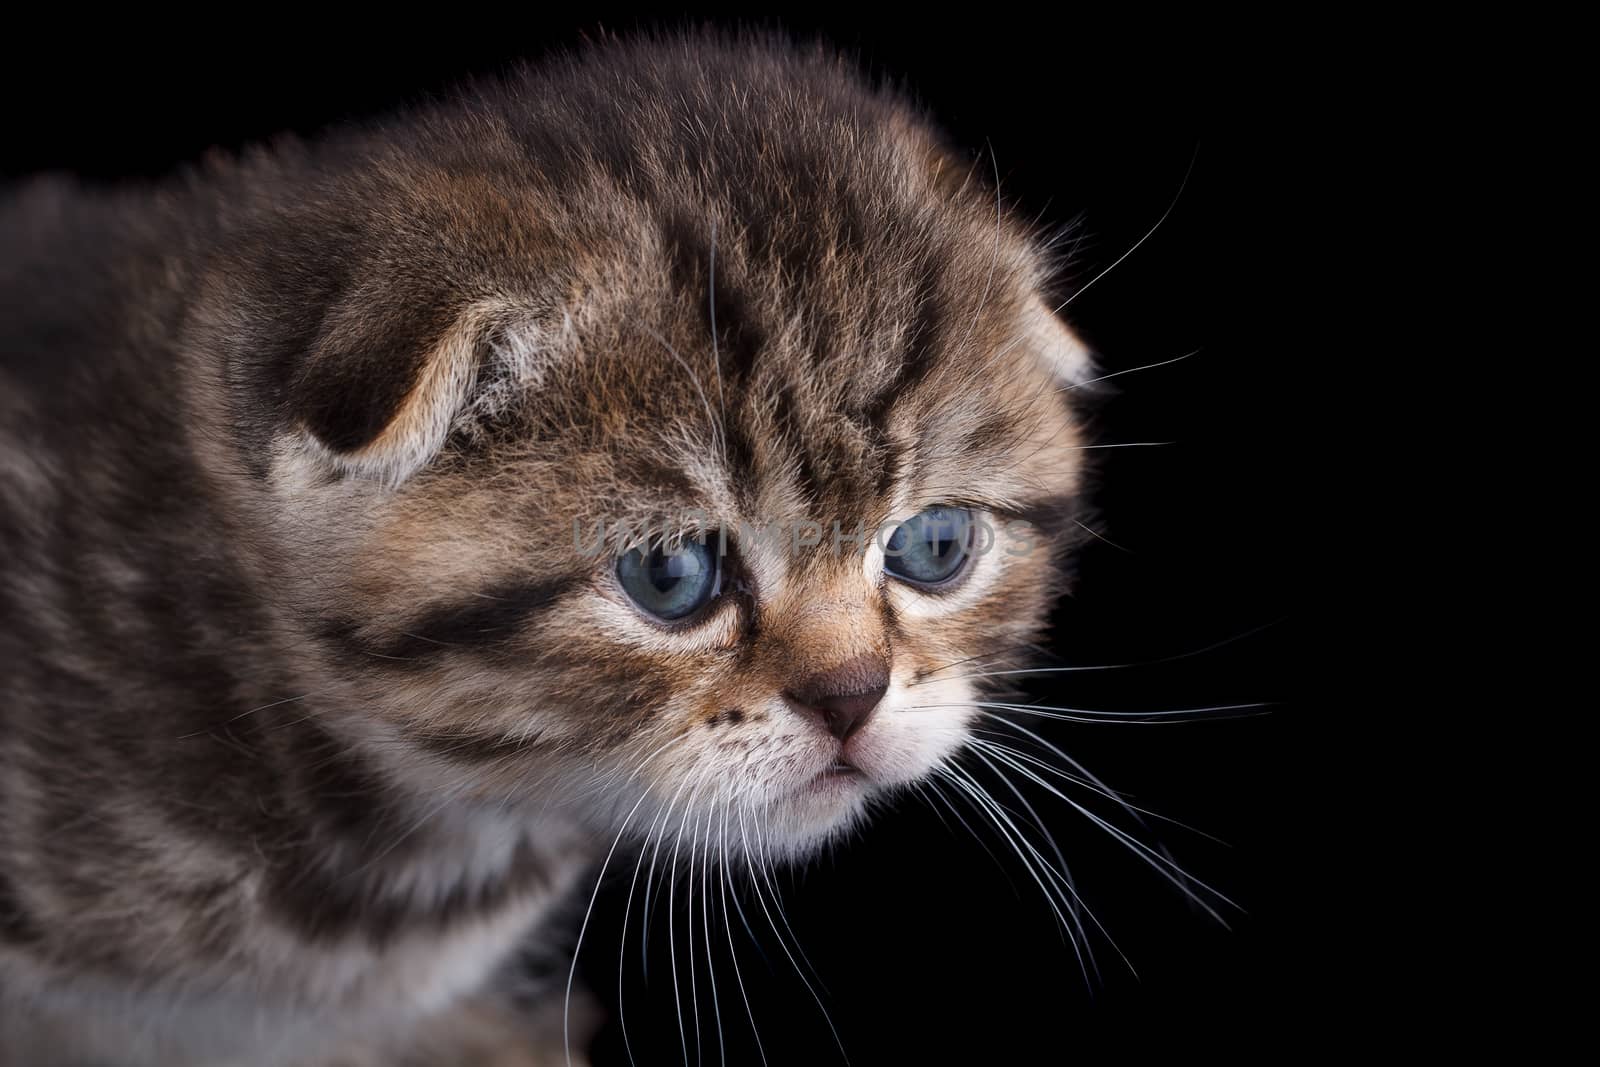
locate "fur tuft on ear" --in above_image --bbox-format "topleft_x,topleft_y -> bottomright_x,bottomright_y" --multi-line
289,300 -> 523,487
1023,296 -> 1095,386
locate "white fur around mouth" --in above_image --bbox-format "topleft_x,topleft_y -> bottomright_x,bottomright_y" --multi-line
795,764 -> 866,801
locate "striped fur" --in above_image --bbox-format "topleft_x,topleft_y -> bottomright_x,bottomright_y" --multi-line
0,32 -> 1091,1065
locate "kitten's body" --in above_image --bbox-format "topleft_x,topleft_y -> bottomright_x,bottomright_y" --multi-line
0,36 -> 1091,1064
0,179 -> 593,1065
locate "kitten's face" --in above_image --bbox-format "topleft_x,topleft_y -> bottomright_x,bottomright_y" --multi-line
217,57 -> 1092,860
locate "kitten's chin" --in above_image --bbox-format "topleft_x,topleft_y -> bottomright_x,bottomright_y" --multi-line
758,769 -> 874,859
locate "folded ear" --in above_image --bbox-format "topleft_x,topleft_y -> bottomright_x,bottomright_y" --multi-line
1023,295 -> 1095,387
288,298 -> 513,486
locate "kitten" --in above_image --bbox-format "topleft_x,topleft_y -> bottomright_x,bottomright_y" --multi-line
0,33 -> 1094,1065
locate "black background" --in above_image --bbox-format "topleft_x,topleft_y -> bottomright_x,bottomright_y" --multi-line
2,14 -> 1320,1063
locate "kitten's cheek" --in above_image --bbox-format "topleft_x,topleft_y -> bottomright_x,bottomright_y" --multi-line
847,689 -> 975,787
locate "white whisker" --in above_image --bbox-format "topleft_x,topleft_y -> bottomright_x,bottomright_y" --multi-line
718,807 -> 768,1067
937,762 -> 1130,978
954,142 -> 1005,362
966,748 -> 1129,982
619,767 -> 698,1067
1073,519 -> 1132,553
1056,348 -> 1201,395
1052,145 -> 1198,313
920,621 -> 1283,685
964,738 -> 1238,923
737,806 -> 849,1063
972,733 -> 1227,846
749,805 -> 828,993
565,733 -> 691,1067
698,807 -> 726,1067
913,701 -> 1270,725
915,776 -> 1021,894
643,325 -> 727,463
979,715 -> 1149,829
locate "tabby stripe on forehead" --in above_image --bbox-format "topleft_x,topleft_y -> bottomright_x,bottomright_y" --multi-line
864,271 -> 947,432
658,211 -> 767,386
321,577 -> 577,664
771,381 -> 822,506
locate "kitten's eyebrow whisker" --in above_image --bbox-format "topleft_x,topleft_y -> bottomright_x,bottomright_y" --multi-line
643,325 -> 727,465
1066,441 -> 1175,450
1052,144 -> 1199,314
982,143 -> 1196,374
1055,348 -> 1202,395
1073,519 -> 1132,552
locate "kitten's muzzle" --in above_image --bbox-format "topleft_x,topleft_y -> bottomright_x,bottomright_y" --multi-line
782,654 -> 890,743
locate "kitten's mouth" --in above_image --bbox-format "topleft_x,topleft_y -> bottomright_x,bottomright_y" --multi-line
796,760 -> 865,797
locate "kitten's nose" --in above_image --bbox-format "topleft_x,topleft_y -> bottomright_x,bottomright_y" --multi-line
783,654 -> 890,742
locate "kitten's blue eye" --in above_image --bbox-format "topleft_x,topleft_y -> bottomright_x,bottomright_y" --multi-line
617,540 -> 720,621
884,507 -> 975,589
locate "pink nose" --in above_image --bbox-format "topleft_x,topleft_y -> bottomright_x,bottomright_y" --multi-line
783,654 -> 890,741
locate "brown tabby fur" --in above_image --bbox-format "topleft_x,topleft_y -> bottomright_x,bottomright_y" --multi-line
0,32 -> 1092,1065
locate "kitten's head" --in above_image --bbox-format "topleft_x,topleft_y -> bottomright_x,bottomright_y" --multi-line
203,37 -> 1093,859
